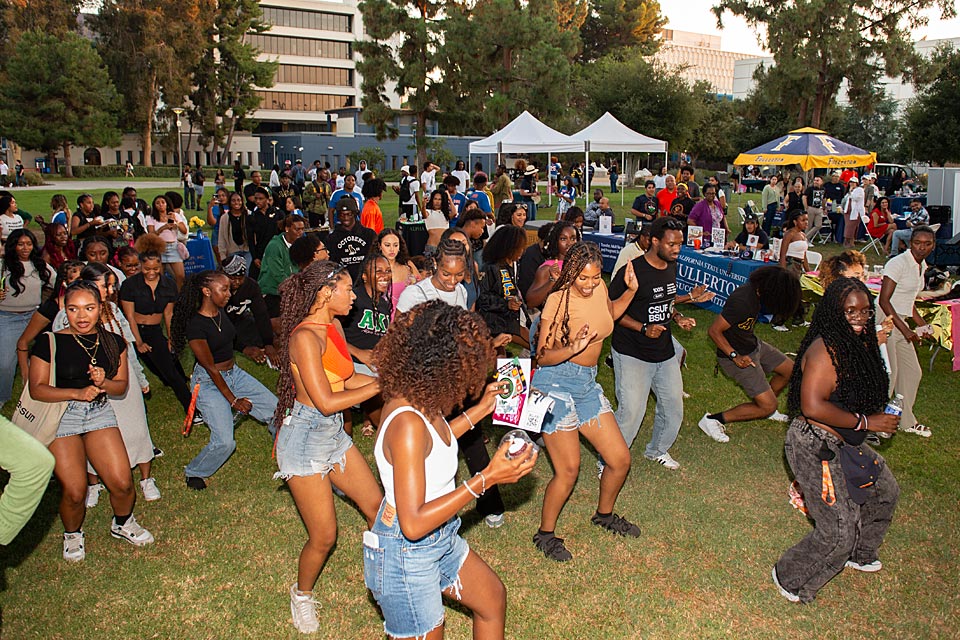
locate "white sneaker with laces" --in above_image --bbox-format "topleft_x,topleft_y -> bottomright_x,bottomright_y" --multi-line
110,515 -> 155,546
63,531 -> 85,562
140,477 -> 162,501
773,325 -> 790,332
698,413 -> 730,443
647,452 -> 680,470
484,513 -> 505,528
290,583 -> 320,633
768,410 -> 790,423
86,483 -> 103,508
845,559 -> 883,573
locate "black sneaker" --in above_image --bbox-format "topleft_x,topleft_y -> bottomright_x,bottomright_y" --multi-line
186,476 -> 207,491
192,410 -> 205,426
591,512 -> 641,538
153,446 -> 164,458
533,532 -> 573,562
604,354 -> 614,369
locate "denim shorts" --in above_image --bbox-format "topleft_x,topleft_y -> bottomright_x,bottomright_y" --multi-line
364,499 -> 469,639
274,401 -> 351,480
162,241 -> 183,264
56,398 -> 118,438
535,359 -> 613,434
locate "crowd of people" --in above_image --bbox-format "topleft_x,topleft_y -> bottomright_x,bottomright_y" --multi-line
0,157 -> 943,636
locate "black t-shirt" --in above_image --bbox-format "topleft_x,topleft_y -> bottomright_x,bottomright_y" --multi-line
823,182 -> 845,204
249,207 -> 284,261
186,311 -> 236,363
609,256 -> 677,363
119,273 -> 178,315
631,195 -> 659,221
517,243 -> 546,298
38,297 -> 60,322
30,331 -> 127,389
225,277 -> 273,349
785,191 -> 803,213
805,186 -> 825,209
327,224 -> 377,280
718,283 -> 760,357
734,227 -> 769,249
671,196 -> 695,216
341,283 -> 391,360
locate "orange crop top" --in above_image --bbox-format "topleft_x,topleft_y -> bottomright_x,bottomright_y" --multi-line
294,322 -> 355,392
539,281 -> 614,350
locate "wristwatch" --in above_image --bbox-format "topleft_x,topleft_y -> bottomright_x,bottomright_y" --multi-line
729,351 -> 738,359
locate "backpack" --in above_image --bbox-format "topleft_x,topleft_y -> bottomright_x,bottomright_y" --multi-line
399,176 -> 412,203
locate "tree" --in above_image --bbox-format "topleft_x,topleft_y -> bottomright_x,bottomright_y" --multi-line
0,30 -> 120,177
355,0 -> 451,168
94,0 -> 214,166
348,147 -> 387,172
578,0 -> 665,62
733,64 -> 801,152
903,47 -> 960,165
831,97 -> 903,162
713,0 -> 956,128
686,91 -> 740,164
439,0 -> 579,134
0,0 -> 79,46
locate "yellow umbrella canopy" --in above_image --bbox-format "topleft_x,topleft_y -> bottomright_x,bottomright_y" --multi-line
734,127 -> 877,170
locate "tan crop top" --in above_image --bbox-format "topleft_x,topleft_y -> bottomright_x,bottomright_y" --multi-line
539,280 -> 614,350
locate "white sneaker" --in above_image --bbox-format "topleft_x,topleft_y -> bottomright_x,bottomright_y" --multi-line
773,325 -> 790,332
845,559 -> 883,573
647,452 -> 680,470
289,583 -> 320,634
698,413 -> 730,443
86,483 -> 103,508
768,410 -> 790,423
484,513 -> 505,528
110,515 -> 155,546
63,531 -> 85,562
900,423 -> 932,438
772,566 -> 800,602
140,477 -> 162,502
596,459 -> 605,479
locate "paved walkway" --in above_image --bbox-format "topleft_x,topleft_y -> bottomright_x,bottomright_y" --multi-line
8,179 -> 180,191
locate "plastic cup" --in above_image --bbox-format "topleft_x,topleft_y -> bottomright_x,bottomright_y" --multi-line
499,429 -> 538,460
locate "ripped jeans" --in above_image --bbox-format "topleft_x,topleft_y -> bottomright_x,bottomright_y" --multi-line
364,499 -> 470,639
274,401 -> 351,480
535,359 -> 613,434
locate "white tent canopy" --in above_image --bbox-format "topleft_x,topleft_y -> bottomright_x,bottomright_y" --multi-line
570,112 -> 667,153
570,112 -> 668,206
468,110 -> 582,154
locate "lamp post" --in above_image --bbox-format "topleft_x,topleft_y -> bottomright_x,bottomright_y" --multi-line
172,107 -> 184,182
271,140 -> 278,167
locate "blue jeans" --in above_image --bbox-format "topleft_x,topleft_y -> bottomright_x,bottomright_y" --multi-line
0,310 -> 33,405
612,348 -> 683,459
183,185 -> 196,210
889,228 -> 912,256
184,364 -> 278,479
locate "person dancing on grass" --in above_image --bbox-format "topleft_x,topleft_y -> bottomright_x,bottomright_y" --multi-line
29,281 -> 154,561
171,271 -> 278,491
532,242 -> 641,562
364,300 -> 536,640
772,278 -> 900,604
271,260 -> 383,634
698,266 -> 802,443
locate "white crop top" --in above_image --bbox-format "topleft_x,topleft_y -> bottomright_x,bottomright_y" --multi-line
784,239 -> 808,260
374,406 -> 459,507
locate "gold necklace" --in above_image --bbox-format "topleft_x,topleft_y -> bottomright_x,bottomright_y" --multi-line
208,310 -> 222,332
73,332 -> 100,366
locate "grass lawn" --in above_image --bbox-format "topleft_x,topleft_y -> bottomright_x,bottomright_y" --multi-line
1,183 -> 957,638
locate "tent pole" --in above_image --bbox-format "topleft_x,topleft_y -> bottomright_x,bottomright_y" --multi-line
547,152 -> 552,208
585,142 -> 590,208
621,151 -> 625,207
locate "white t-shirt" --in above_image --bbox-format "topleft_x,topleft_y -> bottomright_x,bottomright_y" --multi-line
883,250 -> 926,317
451,170 -> 470,194
396,279 -> 468,312
421,169 -> 437,193
0,162 -> 8,176
403,178 -> 421,207
654,174 -> 667,190
0,213 -> 24,241
335,174 -> 345,190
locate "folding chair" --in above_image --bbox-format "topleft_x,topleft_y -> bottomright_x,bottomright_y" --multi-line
806,250 -> 823,271
817,215 -> 834,245
859,215 -> 884,256
738,207 -> 746,224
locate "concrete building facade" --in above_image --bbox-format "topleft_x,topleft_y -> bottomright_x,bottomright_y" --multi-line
653,29 -> 755,97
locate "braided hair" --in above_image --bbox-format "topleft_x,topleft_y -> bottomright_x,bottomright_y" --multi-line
53,259 -> 84,298
272,260 -> 348,428
79,262 -> 119,328
538,242 -> 603,359
63,281 -> 122,379
372,299 -> 494,417
170,270 -> 223,355
3,229 -> 52,295
787,277 -> 888,418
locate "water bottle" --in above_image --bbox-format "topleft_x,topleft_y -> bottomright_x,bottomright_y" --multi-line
884,394 -> 903,417
499,429 -> 538,460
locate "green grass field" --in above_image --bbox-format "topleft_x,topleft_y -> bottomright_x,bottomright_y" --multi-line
1,184 -> 957,638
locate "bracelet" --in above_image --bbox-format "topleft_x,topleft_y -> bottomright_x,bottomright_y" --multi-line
854,413 -> 866,431
16,347 -> 28,352
462,411 -> 476,430
477,471 -> 487,496
463,479 -> 480,499
230,397 -> 241,409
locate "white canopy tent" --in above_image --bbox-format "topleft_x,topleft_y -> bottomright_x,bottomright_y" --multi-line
468,110 -> 583,209
570,112 -> 668,206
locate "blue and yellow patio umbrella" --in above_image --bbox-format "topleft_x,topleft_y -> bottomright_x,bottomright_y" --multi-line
733,127 -> 877,170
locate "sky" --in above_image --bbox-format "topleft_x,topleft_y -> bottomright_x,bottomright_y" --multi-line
662,1 -> 960,56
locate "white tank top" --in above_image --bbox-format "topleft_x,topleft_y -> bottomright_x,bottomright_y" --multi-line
374,406 -> 458,507
785,239 -> 807,260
